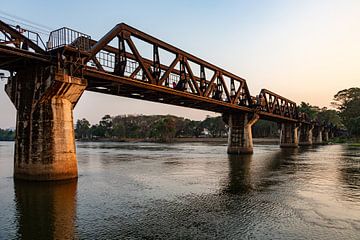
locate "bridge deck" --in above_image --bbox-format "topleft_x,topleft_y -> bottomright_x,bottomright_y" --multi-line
84,68 -> 297,123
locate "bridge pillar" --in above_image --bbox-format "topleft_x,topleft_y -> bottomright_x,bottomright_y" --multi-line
279,123 -> 299,148
322,128 -> 329,142
225,113 -> 259,154
5,65 -> 87,181
313,126 -> 323,144
298,124 -> 313,146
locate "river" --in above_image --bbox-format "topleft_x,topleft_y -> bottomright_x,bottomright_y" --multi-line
0,141 -> 359,239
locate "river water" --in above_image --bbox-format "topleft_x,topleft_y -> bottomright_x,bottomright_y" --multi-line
0,141 -> 359,239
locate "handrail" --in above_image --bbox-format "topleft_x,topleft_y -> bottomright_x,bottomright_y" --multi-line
47,27 -> 91,51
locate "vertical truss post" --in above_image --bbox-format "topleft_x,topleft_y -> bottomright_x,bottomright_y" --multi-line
165,76 -> 169,87
230,78 -> 235,97
179,57 -> 187,90
114,34 -> 127,76
200,65 -> 206,95
213,75 -> 223,100
153,44 -> 161,84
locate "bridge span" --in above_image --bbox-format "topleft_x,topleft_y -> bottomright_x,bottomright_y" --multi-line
0,20 -> 335,180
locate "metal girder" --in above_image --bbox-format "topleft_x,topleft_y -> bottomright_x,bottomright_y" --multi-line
81,22 -> 252,107
0,20 -> 46,54
259,89 -> 298,120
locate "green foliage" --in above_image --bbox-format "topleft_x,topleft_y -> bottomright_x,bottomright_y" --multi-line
298,102 -> 342,127
332,87 -> 360,137
298,102 -> 320,119
176,119 -> 202,137
75,118 -> 90,139
347,117 -> 360,136
99,115 -> 113,137
75,113 -> 286,142
149,116 -> 177,142
252,120 -> 279,138
0,128 -> 15,141
201,116 -> 226,137
317,109 -> 342,127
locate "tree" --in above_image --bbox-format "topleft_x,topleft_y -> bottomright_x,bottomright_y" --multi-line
347,117 -> 360,137
317,108 -> 342,127
99,115 -> 113,137
332,87 -> 360,111
202,116 -> 226,137
332,87 -> 360,136
252,120 -> 278,138
0,128 -> 15,141
298,102 -> 320,119
149,116 -> 177,142
75,118 -> 90,139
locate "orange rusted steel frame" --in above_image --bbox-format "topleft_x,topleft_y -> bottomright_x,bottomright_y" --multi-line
0,20 -> 45,54
84,23 -> 252,105
260,88 -> 298,119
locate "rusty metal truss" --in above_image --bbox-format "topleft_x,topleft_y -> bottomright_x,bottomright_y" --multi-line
0,20 -> 317,124
259,89 -> 298,119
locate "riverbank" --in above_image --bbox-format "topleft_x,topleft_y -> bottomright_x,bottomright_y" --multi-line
76,137 -> 280,145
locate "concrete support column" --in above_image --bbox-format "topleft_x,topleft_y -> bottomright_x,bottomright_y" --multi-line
225,113 -> 259,154
323,129 -> 329,142
313,126 -> 323,144
280,123 -> 299,148
298,124 -> 313,146
5,65 -> 87,181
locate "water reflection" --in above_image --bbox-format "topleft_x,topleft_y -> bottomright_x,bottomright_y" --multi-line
225,154 -> 253,194
14,179 -> 77,240
339,145 -> 360,200
224,148 -> 305,194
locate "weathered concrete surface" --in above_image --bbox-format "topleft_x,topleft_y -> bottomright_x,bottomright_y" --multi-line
323,129 -> 329,142
299,124 -> 313,146
280,123 -> 299,148
313,126 -> 323,145
5,65 -> 87,181
225,113 -> 259,154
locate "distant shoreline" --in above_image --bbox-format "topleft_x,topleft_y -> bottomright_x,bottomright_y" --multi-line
75,137 -> 280,145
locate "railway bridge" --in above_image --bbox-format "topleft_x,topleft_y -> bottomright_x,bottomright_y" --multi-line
0,21 -> 335,180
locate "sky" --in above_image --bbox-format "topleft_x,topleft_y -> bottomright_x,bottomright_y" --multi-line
0,0 -> 359,128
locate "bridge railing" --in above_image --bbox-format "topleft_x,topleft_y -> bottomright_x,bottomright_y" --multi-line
81,23 -> 253,107
0,20 -> 46,53
47,27 -> 91,51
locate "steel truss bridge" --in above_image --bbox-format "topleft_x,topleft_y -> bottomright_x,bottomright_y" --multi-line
0,20 -> 319,125
1,19 -> 338,181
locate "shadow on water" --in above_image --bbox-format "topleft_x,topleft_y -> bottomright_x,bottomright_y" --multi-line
13,179 -> 77,240
224,147 -> 304,195
225,154 -> 253,194
339,145 -> 360,199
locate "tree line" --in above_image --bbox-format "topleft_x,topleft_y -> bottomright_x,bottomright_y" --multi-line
298,87 -> 360,138
75,114 -> 280,142
0,128 -> 15,141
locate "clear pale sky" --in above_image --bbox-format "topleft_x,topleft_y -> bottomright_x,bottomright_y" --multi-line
0,0 -> 359,128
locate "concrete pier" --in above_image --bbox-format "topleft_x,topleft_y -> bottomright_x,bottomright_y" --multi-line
280,123 -> 299,148
5,65 -> 87,181
298,124 -> 313,146
313,126 -> 323,145
322,128 -> 329,142
225,113 -> 259,154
